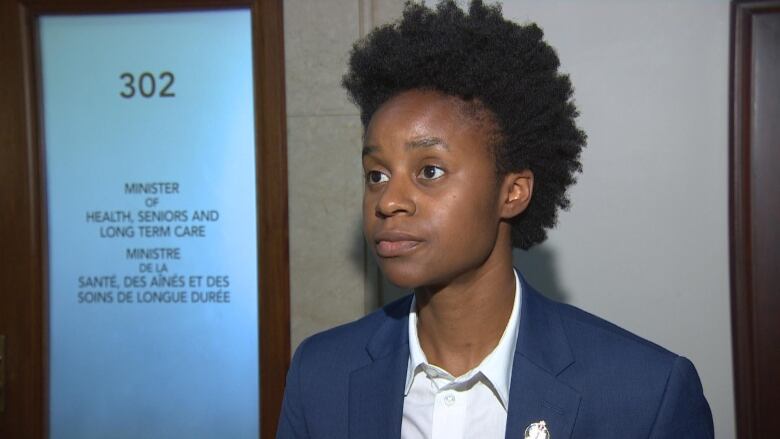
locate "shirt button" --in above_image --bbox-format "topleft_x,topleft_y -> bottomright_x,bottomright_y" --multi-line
443,393 -> 456,406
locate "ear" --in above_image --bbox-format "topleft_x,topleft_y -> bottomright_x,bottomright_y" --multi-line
499,169 -> 534,219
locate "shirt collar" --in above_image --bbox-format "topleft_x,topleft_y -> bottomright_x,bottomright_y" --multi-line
404,269 -> 522,408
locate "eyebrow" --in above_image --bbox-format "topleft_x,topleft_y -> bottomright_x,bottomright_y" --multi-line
362,136 -> 450,156
407,136 -> 449,150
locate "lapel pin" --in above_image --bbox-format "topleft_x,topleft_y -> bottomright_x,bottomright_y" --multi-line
524,420 -> 550,439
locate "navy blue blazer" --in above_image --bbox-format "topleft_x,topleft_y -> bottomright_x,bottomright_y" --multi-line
277,276 -> 714,438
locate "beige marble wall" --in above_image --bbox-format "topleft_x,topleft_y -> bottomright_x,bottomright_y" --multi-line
284,0 -> 408,349
368,0 -> 406,27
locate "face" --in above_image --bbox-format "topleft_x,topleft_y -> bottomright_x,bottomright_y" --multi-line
362,90 -> 531,290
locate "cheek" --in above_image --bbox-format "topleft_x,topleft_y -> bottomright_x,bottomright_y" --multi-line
429,189 -> 499,246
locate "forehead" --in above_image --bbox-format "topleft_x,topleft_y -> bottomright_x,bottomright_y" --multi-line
364,90 -> 493,153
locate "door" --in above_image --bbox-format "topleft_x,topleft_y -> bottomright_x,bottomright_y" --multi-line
0,1 -> 289,437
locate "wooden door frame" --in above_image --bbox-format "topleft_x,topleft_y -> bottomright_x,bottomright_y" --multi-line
0,0 -> 290,437
730,0 -> 780,437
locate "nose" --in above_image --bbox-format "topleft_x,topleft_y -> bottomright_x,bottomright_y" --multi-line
375,175 -> 416,218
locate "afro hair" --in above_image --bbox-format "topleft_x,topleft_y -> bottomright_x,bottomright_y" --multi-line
342,0 -> 586,250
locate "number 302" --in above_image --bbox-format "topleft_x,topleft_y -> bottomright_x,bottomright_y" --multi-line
120,71 -> 175,98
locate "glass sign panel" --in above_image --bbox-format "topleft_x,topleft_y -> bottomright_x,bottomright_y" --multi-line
39,10 -> 259,438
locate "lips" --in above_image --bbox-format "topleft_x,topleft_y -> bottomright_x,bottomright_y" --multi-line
374,231 -> 423,257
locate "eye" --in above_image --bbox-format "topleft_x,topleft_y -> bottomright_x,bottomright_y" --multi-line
418,165 -> 445,180
366,170 -> 389,184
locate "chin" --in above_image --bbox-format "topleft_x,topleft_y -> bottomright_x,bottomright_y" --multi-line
377,259 -> 431,290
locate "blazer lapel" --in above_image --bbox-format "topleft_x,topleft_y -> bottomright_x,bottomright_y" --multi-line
349,296 -> 411,439
505,277 -> 581,439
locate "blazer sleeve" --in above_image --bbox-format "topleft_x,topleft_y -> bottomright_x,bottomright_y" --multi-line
277,339 -> 311,439
648,356 -> 714,439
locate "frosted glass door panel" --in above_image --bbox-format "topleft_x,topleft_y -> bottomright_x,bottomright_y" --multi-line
40,10 -> 259,439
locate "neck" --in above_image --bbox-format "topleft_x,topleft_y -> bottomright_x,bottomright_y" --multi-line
413,234 -> 515,377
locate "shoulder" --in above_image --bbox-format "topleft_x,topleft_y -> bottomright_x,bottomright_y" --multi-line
547,294 -> 683,389
292,293 -> 412,373
278,295 -> 412,438
529,290 -> 712,436
552,296 -> 677,363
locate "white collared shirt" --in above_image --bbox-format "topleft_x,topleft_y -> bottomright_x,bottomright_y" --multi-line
401,271 -> 522,439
